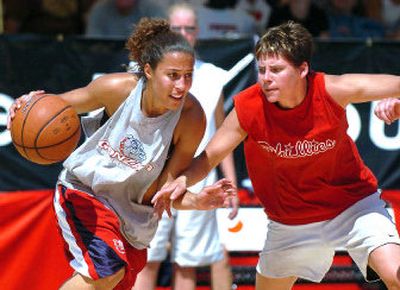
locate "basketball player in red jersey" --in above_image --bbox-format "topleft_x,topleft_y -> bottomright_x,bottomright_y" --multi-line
153,21 -> 400,290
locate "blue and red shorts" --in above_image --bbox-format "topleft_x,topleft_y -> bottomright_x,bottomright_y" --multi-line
53,184 -> 147,289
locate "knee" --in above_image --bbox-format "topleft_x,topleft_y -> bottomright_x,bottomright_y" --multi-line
173,264 -> 196,278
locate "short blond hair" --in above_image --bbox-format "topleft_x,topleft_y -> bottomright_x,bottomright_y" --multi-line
256,21 -> 314,67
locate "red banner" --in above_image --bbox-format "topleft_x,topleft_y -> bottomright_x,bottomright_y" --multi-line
0,190 -> 72,290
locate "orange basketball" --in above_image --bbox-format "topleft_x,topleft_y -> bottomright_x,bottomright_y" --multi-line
10,94 -> 81,165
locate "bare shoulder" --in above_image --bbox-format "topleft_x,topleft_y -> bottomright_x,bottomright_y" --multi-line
88,72 -> 139,114
324,73 -> 357,107
182,92 -> 205,121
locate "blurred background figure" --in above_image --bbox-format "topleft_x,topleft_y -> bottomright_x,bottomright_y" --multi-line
267,0 -> 330,38
133,3 -> 238,290
196,0 -> 257,39
156,0 -> 208,10
325,0 -> 385,38
381,0 -> 400,38
3,0 -> 96,35
85,0 -> 165,38
236,0 -> 272,36
363,0 -> 400,39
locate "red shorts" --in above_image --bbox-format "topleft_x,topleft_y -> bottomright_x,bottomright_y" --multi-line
53,184 -> 147,289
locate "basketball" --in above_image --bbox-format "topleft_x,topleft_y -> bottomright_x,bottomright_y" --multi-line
10,94 -> 81,165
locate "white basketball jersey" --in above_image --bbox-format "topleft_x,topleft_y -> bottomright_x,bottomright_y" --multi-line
58,77 -> 183,248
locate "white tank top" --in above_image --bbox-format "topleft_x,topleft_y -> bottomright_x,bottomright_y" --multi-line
58,77 -> 183,248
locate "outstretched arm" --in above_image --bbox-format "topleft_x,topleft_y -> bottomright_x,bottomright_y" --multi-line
214,94 -> 239,219
152,108 -> 247,211
374,97 -> 400,125
325,74 -> 400,107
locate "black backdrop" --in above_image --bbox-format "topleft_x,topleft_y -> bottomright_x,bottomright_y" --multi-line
0,35 -> 399,192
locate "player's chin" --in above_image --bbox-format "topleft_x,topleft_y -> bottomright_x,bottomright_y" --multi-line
266,95 -> 279,103
168,95 -> 184,109
262,92 -> 279,103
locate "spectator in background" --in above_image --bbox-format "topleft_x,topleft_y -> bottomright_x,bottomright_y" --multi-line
196,0 -> 257,39
3,0 -> 96,35
85,0 -> 165,38
134,3 -> 239,290
236,0 -> 272,35
267,0 -> 330,38
156,0 -> 208,10
363,0 -> 400,39
326,0 -> 385,38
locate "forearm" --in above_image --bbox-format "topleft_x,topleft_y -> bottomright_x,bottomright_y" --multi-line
184,153 -> 217,187
171,190 -> 198,210
219,153 -> 237,186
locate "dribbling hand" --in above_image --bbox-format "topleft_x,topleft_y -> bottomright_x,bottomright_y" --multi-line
7,90 -> 45,130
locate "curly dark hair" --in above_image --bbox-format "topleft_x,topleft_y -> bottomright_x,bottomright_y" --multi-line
126,17 -> 194,75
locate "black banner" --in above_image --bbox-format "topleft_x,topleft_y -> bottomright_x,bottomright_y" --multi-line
0,35 -> 399,191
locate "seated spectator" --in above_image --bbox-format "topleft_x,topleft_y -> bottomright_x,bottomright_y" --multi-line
3,0 -> 96,35
196,0 -> 257,39
236,0 -> 272,35
326,0 -> 385,38
267,0 -> 330,38
85,0 -> 166,38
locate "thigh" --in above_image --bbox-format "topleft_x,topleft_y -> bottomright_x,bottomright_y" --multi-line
257,220 -> 335,283
368,243 -> 400,285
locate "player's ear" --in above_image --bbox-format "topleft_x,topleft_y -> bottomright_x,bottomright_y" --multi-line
144,63 -> 153,80
299,61 -> 309,79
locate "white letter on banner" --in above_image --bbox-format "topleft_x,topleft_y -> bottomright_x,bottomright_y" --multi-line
370,101 -> 400,150
346,103 -> 361,141
92,73 -> 104,80
0,93 -> 14,146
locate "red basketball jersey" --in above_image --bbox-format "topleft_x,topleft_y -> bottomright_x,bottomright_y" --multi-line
234,72 -> 377,225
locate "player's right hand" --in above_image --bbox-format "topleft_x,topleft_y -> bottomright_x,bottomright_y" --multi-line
374,97 -> 400,125
152,176 -> 187,219
7,90 -> 45,130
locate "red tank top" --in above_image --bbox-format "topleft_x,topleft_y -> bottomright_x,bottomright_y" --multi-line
234,72 -> 377,225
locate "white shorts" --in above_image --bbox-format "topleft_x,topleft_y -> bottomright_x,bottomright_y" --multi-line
147,171 -> 224,267
256,192 -> 400,283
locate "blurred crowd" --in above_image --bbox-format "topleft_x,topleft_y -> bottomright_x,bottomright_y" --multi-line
1,0 -> 400,40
